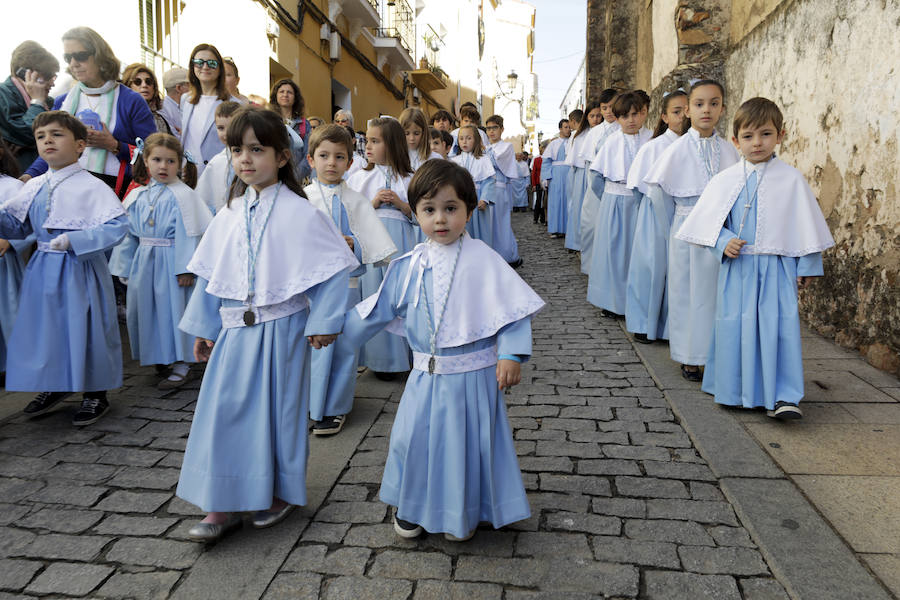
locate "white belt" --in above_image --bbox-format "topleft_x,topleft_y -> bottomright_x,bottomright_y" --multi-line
738,245 -> 768,255
674,205 -> 694,217
494,181 -> 507,188
376,207 -> 410,222
219,295 -> 309,329
140,237 -> 174,247
412,345 -> 498,375
36,241 -> 65,253
604,181 -> 632,196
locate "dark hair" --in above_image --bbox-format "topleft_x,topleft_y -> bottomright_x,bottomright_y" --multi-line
485,114 -> 503,128
187,43 -> 229,103
653,90 -> 688,138
689,79 -> 726,102
408,159 -> 477,216
612,90 -> 648,119
598,88 -> 619,105
568,109 -> 583,123
223,58 -> 239,79
225,106 -> 304,205
574,101 -> 601,138
557,118 -> 568,129
10,40 -> 59,79
215,101 -> 242,119
362,117 -> 413,176
0,138 -> 21,178
431,110 -> 454,126
269,78 -> 305,119
122,63 -> 162,110
460,106 -> 481,125
457,124 -> 484,158
33,110 -> 87,141
61,27 -> 120,83
400,107 -> 430,162
460,101 -> 477,111
308,123 -> 354,157
132,132 -> 197,188
429,126 -> 441,140
439,129 -> 453,148
733,97 -> 784,137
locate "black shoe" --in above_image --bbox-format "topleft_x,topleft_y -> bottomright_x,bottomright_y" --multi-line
632,333 -> 652,344
600,309 -> 619,319
769,401 -> 802,420
508,258 -> 523,269
373,371 -> 399,381
680,365 -> 702,382
72,396 -> 110,426
23,392 -> 72,417
312,415 -> 346,436
154,364 -> 171,377
393,514 -> 423,538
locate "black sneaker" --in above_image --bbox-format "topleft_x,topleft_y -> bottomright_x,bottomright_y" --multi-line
72,396 -> 110,426
680,365 -> 703,382
23,392 -> 72,417
312,415 -> 346,436
393,514 -> 423,538
600,309 -> 619,319
373,371 -> 399,381
632,333 -> 652,344
769,401 -> 802,420
508,258 -> 524,269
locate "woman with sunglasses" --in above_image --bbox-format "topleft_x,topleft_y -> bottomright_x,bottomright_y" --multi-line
123,63 -> 171,135
180,44 -> 240,176
22,27 -> 156,197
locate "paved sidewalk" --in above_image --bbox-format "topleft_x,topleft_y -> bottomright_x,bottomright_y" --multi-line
0,213 -> 887,599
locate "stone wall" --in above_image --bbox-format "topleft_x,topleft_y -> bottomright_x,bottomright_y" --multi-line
584,0 -> 900,374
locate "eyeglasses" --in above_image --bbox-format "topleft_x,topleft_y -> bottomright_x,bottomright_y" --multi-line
131,77 -> 153,86
485,125 -> 500,131
191,58 -> 219,69
63,50 -> 93,64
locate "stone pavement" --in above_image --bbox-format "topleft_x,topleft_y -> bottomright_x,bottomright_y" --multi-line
0,212 -> 892,599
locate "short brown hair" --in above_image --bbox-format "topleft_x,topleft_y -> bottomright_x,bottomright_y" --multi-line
485,114 -> 504,128
122,63 -> 161,110
132,132 -> 197,188
308,123 -> 354,157
612,90 -> 649,118
62,27 -> 120,83
10,41 -> 59,79
408,159 -> 477,215
459,106 -> 481,125
215,101 -> 242,119
363,117 -> 412,177
33,110 -> 87,141
732,97 -> 784,137
399,107 -> 430,162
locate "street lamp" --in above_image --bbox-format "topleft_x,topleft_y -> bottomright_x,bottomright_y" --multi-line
507,70 -> 518,92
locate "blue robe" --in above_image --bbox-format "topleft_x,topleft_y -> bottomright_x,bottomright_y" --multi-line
309,194 -> 365,421
511,175 -> 529,208
545,142 -> 569,235
0,184 -> 127,391
0,234 -> 34,372
176,272 -> 349,512
487,149 -> 520,263
586,183 -> 640,314
465,176 -> 496,250
564,165 -> 588,250
330,255 -> 532,537
701,172 -> 822,409
625,185 -> 673,339
108,183 -> 202,366
579,170 -> 604,273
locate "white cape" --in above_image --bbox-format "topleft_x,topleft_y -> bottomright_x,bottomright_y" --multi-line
356,234 -> 545,348
303,180 -> 397,265
644,128 -> 740,198
195,149 -> 231,213
451,152 -> 495,182
123,180 -> 213,237
488,141 -> 519,179
676,157 -> 835,257
590,128 -> 652,182
627,129 -> 679,195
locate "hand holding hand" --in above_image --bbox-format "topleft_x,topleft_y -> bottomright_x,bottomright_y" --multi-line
308,334 -> 338,349
86,124 -> 118,153
797,276 -> 814,289
49,233 -> 70,251
194,338 -> 214,362
724,238 -> 746,259
177,273 -> 195,287
343,235 -> 355,251
496,359 -> 522,391
477,200 -> 487,211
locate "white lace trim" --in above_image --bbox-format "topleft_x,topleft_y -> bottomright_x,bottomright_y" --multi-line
219,295 -> 308,328
412,345 -> 498,374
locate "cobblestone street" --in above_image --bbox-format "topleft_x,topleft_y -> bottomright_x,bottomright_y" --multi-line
0,212 -> 835,599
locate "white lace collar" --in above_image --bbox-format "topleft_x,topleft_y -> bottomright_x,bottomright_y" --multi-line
626,129 -> 680,194
590,128 -> 652,182
644,127 -> 740,198
123,179 -> 213,237
451,152 -> 495,182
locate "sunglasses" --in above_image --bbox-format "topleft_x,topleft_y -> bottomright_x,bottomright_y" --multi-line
63,50 -> 93,64
192,58 -> 219,69
131,77 -> 154,86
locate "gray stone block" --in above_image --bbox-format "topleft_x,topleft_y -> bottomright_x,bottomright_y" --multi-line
321,575 -> 412,600
630,431 -> 693,448
615,407 -> 672,422
0,504 -> 29,526
601,444 -> 670,461
261,572 -> 322,600
517,456 -> 574,473
591,535 -> 680,569
96,570 -> 182,600
301,522 -> 351,544
45,461 -> 119,483
93,515 -> 178,536
0,559 -> 41,591
95,491 -> 172,513
646,499 -> 739,526
690,482 -> 725,501
412,580 -> 503,600
739,577 -> 791,600
568,430 -> 630,444
624,519 -> 715,546
26,483 -> 107,507
535,440 -> 603,458
539,473 -> 611,496
341,524 -> 417,549
97,447 -> 166,467
455,556 -> 544,586
316,501 -> 387,524
0,478 -> 44,503
21,533 -> 110,561
106,537 -> 200,569
708,525 -> 755,547
679,544 -> 770,576
107,466 -> 181,490
591,497 -> 647,518
642,460 -> 716,481
545,511 -> 621,535
25,561 -> 113,596
644,570 -> 741,599
15,508 -> 103,533
515,531 -> 592,559
369,549 -> 451,580
0,527 -> 36,557
339,466 -> 385,484
577,458 -> 641,476
615,476 -> 689,499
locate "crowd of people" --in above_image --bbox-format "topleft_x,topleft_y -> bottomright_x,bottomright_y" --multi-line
0,27 -> 546,544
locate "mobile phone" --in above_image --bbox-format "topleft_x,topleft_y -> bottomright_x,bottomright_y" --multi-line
15,67 -> 26,79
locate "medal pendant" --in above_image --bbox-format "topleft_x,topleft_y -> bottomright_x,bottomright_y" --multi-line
148,218 -> 155,227
243,310 -> 256,326
428,355 -> 435,375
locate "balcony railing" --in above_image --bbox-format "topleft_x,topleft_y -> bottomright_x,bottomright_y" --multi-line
375,0 -> 415,57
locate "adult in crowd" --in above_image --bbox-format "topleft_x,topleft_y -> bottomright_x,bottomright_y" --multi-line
23,27 -> 156,196
334,109 -> 366,157
160,67 -> 188,138
180,43 -> 237,175
308,116 -> 324,129
222,58 -> 249,105
122,63 -> 170,134
0,41 -> 59,173
270,78 -> 310,147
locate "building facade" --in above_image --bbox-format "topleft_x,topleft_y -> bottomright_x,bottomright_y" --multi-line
559,57 -> 586,118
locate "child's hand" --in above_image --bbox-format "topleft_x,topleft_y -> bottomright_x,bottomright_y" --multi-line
194,337 -> 214,362
308,334 -> 338,349
343,236 -> 355,251
477,200 -> 487,211
797,276 -> 815,289
177,273 -> 195,287
374,189 -> 395,206
371,196 -> 381,209
496,359 -> 521,391
0,239 -> 10,257
724,238 -> 747,259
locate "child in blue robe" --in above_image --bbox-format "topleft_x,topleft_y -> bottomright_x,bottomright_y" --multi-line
485,115 -> 521,266
176,107 -> 358,542
580,89 -> 620,273
346,117 -> 415,378
0,111 -> 128,426
327,160 -> 544,541
110,133 -> 212,389
623,90 -> 687,342
563,104 -> 600,251
676,98 -> 834,419
304,124 -> 396,435
451,124 -> 496,249
511,154 -> 530,209
194,101 -> 241,214
541,120 -> 571,237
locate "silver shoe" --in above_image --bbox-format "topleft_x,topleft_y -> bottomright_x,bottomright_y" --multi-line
251,503 -> 294,529
186,514 -> 242,542
444,529 -> 476,542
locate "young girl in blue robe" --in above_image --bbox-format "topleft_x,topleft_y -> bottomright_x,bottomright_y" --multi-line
676,98 -> 834,420
485,115 -> 521,265
623,90 -> 687,342
176,107 -> 358,542
346,117 -> 415,378
644,80 -> 740,381
580,89 -> 620,273
564,103 -> 601,252
451,124 -> 496,249
109,134 -> 212,389
541,127 -> 569,236
327,160 -> 544,541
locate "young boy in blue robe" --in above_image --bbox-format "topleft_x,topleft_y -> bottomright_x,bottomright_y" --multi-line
326,160 -> 544,541
541,118 -> 572,237
676,98 -> 834,420
0,111 -> 128,426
